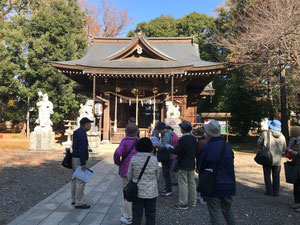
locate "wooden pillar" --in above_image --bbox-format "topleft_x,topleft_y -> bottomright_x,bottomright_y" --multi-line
92,75 -> 96,114
136,90 -> 138,125
171,75 -> 174,102
182,95 -> 187,120
161,104 -> 164,122
103,99 -> 110,141
153,96 -> 156,124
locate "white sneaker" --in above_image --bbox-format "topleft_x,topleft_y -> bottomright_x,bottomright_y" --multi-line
197,196 -> 206,205
120,215 -> 132,224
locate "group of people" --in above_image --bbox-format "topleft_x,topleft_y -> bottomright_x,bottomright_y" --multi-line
113,119 -> 236,225
69,116 -> 300,225
257,120 -> 300,213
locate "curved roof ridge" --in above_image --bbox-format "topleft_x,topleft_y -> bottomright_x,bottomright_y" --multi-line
103,33 -> 176,61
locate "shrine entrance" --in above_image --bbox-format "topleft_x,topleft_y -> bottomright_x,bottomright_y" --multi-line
52,33 -> 224,143
128,103 -> 161,128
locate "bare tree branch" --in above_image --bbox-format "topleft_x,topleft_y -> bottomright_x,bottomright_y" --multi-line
78,0 -> 131,38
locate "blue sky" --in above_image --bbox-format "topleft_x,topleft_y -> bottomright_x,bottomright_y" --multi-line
88,0 -> 225,36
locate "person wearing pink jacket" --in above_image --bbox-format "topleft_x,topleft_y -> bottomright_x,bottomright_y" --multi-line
114,123 -> 139,225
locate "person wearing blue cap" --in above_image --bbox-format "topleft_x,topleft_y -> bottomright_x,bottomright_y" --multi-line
257,119 -> 287,196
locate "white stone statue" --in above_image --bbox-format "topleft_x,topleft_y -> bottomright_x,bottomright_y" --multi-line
34,91 -> 54,131
165,101 -> 180,119
78,99 -> 94,121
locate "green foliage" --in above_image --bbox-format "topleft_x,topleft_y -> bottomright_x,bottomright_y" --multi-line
176,12 -> 216,38
0,0 -> 88,128
24,0 -> 87,128
225,68 -> 272,136
134,15 -> 178,37
0,13 -> 28,121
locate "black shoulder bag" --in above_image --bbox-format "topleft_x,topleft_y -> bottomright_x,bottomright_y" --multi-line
62,148 -> 73,169
157,134 -> 173,162
123,156 -> 151,202
254,131 -> 273,166
197,141 -> 226,195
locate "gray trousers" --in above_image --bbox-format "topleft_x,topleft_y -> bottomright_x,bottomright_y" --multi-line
71,158 -> 86,206
178,169 -> 197,206
171,158 -> 178,184
205,196 -> 236,225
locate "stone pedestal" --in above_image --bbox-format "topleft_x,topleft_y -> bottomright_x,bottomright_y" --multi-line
29,130 -> 55,151
87,131 -> 101,153
164,118 -> 182,137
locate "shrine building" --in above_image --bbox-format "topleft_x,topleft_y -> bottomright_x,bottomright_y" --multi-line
51,33 -> 224,143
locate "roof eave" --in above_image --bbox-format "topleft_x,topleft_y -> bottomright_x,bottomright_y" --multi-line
189,64 -> 224,71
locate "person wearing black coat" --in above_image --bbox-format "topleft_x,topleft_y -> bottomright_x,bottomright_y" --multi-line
71,117 -> 93,209
170,120 -> 198,210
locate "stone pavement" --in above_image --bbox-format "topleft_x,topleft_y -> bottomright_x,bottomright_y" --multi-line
9,151 -> 125,225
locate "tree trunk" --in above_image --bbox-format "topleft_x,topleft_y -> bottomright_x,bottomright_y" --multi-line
280,67 -> 289,142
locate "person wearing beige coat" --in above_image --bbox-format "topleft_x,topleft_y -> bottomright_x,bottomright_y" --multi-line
127,138 -> 159,225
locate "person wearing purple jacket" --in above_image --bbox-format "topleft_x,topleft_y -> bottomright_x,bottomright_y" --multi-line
114,123 -> 139,225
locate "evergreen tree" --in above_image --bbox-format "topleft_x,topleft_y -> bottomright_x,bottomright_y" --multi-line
129,15 -> 178,37
0,8 -> 28,122
24,0 -> 88,128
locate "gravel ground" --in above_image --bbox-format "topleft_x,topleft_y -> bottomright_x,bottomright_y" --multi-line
0,148 -> 102,225
1,148 -> 300,225
155,152 -> 300,225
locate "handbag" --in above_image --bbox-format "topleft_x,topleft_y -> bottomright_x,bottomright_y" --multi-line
156,134 -> 173,162
254,131 -> 273,166
157,149 -> 170,162
197,141 -> 226,195
62,148 -> 73,169
284,161 -> 299,184
123,156 -> 151,202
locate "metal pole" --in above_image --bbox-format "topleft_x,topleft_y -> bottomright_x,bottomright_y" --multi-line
136,90 -> 138,126
26,96 -> 30,138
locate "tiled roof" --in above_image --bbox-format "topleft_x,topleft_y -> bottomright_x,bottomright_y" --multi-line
54,35 -> 222,69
